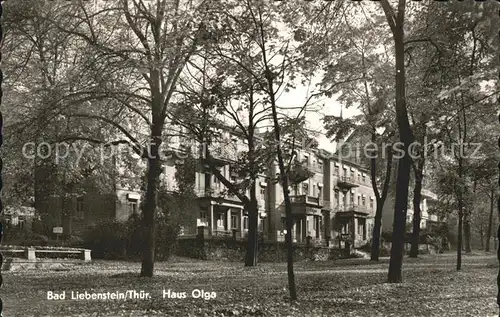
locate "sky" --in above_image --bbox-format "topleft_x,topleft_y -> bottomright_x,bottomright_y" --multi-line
276,83 -> 361,153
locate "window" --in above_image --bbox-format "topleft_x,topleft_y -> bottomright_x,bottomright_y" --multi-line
358,218 -> 366,240
362,175 -> 366,183
313,218 -> 318,231
370,198 -> 374,209
217,213 -> 225,228
350,170 -> 355,179
358,173 -> 361,182
281,217 -> 287,230
260,186 -> 266,196
18,216 -> 25,229
303,154 -> 309,165
312,185 -> 317,197
213,175 -> 219,183
318,187 -> 323,199
342,222 -> 348,234
243,216 -> 249,230
362,197 -> 366,206
75,197 -> 84,219
317,218 -> 322,238
128,198 -> 138,215
343,167 -> 347,177
199,209 -> 207,220
302,183 -> 309,195
318,161 -> 323,171
231,213 -> 238,229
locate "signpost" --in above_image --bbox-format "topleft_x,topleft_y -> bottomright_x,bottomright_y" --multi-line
53,227 -> 63,242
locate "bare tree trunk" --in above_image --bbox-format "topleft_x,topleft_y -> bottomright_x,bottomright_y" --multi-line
266,69 -> 297,301
486,188 -> 494,252
245,183 -> 259,266
456,160 -> 464,271
464,210 -> 472,253
479,223 -> 484,250
245,90 -> 259,267
371,205 -> 383,261
370,143 -> 393,262
140,124 -> 163,277
381,0 -> 414,283
497,112 -> 500,315
410,174 -> 423,258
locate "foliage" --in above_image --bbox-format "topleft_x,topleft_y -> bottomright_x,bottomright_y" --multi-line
4,254 -> 500,316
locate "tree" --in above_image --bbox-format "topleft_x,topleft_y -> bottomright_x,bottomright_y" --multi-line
39,0 -> 213,277
2,1 -> 122,234
425,1 -> 499,268
171,64 -> 274,267
320,6 -> 396,261
380,0 -> 415,283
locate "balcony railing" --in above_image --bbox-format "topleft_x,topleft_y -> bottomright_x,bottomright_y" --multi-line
421,188 -> 438,200
195,188 -> 241,203
336,204 -> 370,214
208,144 -> 239,163
310,163 -> 323,174
290,195 -> 322,207
337,176 -> 358,189
211,230 -> 234,238
195,188 -> 216,197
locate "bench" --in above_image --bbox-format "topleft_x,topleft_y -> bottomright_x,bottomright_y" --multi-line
0,247 -> 91,262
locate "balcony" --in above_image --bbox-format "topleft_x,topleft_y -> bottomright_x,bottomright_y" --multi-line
290,195 -> 323,216
336,176 -> 358,189
335,204 -> 370,217
290,195 -> 322,207
195,188 -> 241,203
195,188 -> 216,197
206,144 -> 239,165
310,163 -> 323,174
421,188 -> 438,200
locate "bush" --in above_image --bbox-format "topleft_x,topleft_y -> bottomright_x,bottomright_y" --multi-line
81,214 -> 181,261
19,233 -> 50,247
46,235 -> 85,248
82,220 -> 129,259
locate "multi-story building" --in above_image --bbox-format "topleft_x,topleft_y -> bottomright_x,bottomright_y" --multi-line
40,125 -> 379,249
157,127 -> 378,248
381,186 -> 440,233
321,151 -> 377,248
264,146 -> 377,247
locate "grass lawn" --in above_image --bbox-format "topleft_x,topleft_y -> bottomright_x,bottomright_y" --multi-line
2,252 -> 499,316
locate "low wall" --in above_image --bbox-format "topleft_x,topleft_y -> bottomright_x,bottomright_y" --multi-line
0,246 -> 92,262
381,242 -> 439,254
175,238 -> 348,262
2,258 -> 90,272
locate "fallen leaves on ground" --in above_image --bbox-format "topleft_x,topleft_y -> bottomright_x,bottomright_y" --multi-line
2,253 -> 498,316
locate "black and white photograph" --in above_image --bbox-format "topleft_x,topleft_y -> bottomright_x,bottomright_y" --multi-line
0,0 -> 499,316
